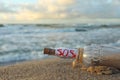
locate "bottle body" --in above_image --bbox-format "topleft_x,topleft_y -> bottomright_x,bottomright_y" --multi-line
82,45 -> 120,69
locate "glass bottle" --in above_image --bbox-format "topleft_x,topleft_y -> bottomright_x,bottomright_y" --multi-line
44,45 -> 120,69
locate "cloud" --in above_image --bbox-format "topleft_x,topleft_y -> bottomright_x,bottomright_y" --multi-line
0,0 -> 76,20
68,0 -> 120,18
56,0 -> 75,5
38,0 -> 75,13
0,0 -> 120,21
0,2 -> 16,13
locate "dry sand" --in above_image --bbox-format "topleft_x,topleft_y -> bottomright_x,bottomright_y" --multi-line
0,58 -> 120,80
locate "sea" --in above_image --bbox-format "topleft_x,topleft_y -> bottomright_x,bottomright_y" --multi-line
0,24 -> 120,66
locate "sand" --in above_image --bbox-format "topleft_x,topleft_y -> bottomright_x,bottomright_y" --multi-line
0,58 -> 120,80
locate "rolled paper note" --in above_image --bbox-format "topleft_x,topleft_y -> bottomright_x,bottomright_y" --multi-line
44,48 -> 78,58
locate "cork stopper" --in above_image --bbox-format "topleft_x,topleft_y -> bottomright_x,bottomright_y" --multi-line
44,48 -> 55,55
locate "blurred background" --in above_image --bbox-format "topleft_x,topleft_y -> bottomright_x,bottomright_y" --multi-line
0,0 -> 120,65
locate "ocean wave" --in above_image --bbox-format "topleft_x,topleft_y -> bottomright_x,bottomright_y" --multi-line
0,24 -> 120,65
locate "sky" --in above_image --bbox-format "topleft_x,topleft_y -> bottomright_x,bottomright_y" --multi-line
0,0 -> 120,24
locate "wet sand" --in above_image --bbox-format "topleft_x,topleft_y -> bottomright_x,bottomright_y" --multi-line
0,58 -> 120,80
